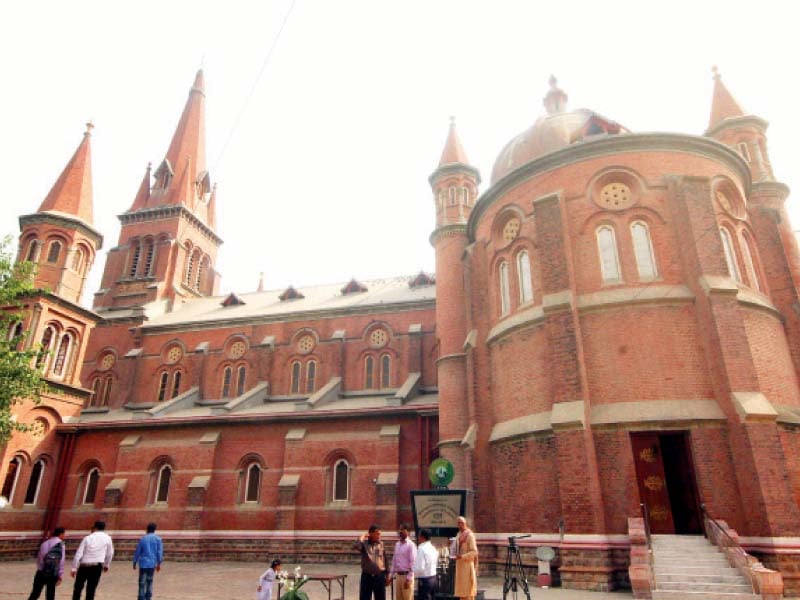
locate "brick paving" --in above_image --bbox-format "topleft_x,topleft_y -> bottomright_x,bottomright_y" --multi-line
0,560 -> 630,600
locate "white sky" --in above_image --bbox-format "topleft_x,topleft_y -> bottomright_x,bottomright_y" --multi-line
2,0 -> 799,308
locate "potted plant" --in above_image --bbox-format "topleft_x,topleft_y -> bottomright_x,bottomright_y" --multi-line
278,566 -> 310,600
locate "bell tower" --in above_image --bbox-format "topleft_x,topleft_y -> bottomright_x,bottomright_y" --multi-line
429,118 -> 480,488
93,70 -> 222,313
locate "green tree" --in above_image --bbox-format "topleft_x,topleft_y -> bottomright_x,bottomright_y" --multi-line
0,236 -> 49,444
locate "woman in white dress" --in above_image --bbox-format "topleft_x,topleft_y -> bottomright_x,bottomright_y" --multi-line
257,558 -> 282,600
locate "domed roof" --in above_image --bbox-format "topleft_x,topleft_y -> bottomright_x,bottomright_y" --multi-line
491,77 -> 628,183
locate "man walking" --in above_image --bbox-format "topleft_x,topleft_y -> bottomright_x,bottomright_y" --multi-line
71,521 -> 114,600
389,524 -> 416,600
413,529 -> 438,600
27,527 -> 66,600
354,524 -> 388,600
133,523 -> 163,600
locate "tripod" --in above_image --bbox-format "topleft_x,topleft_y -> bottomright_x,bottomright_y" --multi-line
502,536 -> 532,600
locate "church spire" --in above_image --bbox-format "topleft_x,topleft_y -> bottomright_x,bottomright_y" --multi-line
708,66 -> 745,130
128,163 -> 152,212
150,69 -> 208,210
37,122 -> 95,225
438,116 -> 471,167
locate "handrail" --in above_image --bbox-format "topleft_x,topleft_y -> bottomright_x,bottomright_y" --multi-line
640,503 -> 656,590
700,503 -> 756,595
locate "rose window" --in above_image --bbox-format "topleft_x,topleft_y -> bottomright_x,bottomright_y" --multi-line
100,353 -> 115,371
599,183 -> 633,210
166,346 -> 183,364
29,418 -> 48,439
297,335 -> 315,354
228,340 -> 247,359
369,329 -> 388,348
502,218 -> 521,243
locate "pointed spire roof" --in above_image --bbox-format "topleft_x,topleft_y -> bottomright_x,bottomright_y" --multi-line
37,122 -> 94,224
438,117 -> 471,166
257,272 -> 265,293
708,66 -> 745,130
128,163 -> 152,212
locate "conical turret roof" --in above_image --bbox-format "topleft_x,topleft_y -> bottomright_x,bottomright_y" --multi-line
708,67 -> 746,130
37,123 -> 94,225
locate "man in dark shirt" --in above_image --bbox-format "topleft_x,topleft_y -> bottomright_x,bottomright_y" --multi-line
27,527 -> 66,600
354,524 -> 388,600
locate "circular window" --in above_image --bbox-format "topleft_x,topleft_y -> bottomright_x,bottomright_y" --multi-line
99,353 -> 115,371
369,329 -> 388,348
599,183 -> 633,210
297,334 -> 315,354
502,218 -> 521,243
30,418 -> 48,439
166,346 -> 183,364
228,340 -> 247,359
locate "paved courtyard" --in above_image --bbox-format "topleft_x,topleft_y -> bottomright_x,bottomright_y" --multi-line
0,560 -> 631,599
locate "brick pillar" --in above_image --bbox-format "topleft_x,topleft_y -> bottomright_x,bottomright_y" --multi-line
276,474 -> 299,530
102,478 -> 127,530
184,475 -> 209,529
669,176 -> 800,536
375,472 -> 399,530
535,193 -> 606,534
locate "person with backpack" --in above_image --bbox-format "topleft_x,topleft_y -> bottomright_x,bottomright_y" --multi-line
27,526 -> 66,600
133,523 -> 163,600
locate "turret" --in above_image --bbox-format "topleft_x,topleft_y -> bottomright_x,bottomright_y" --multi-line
18,123 -> 102,304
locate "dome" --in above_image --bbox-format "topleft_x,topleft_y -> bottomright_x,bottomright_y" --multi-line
491,78 -> 628,183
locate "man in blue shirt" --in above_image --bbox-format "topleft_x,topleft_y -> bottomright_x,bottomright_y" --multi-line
132,523 -> 163,600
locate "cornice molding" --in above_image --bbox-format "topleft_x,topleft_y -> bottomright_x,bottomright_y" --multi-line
704,114 -> 769,137
119,205 -> 223,245
429,223 -> 468,246
19,212 -> 103,248
428,162 -> 482,185
467,132 -> 752,240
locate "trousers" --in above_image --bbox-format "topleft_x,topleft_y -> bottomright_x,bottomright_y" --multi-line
72,564 -> 103,600
138,567 -> 155,600
359,572 -> 386,600
27,570 -> 58,600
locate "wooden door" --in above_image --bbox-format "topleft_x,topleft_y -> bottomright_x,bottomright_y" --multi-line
630,433 -> 675,534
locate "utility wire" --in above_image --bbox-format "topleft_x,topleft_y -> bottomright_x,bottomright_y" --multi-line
212,0 -> 298,172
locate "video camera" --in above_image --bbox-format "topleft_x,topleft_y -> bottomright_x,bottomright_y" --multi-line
507,534 -> 531,547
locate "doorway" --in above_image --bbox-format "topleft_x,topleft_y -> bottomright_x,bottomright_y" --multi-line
630,431 -> 701,535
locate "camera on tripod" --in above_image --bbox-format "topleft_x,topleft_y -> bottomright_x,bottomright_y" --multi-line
507,534 -> 531,547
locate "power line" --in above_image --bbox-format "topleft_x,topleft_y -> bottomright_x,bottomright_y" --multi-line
211,0 -> 298,172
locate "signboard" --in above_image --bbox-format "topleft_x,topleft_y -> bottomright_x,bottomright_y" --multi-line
428,458 -> 455,487
410,489 -> 467,539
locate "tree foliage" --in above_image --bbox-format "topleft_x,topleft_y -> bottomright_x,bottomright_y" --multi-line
0,236 -> 49,444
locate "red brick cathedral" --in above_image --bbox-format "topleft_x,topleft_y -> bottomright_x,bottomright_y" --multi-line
4,69 -> 800,591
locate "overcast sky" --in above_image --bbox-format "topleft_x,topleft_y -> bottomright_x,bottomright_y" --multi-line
2,0 -> 798,307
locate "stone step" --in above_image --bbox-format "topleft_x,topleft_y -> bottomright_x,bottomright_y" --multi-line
657,582 -> 754,593
655,558 -> 732,568
656,572 -> 747,584
655,566 -> 739,577
652,536 -> 713,545
654,547 -> 722,556
653,592 -> 758,600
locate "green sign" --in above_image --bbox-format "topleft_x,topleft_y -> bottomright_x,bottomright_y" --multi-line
429,458 -> 454,487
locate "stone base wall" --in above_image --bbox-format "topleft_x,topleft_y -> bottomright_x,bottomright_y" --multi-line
755,551 -> 800,597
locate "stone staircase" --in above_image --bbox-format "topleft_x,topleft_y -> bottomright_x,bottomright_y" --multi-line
651,534 -> 759,599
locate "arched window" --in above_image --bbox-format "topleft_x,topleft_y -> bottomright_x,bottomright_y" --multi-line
1,457 -> 22,501
142,239 -> 155,276
364,356 -> 375,389
290,361 -> 301,394
155,465 -> 171,503
37,326 -> 56,370
499,261 -> 510,315
245,463 -> 261,503
71,247 -> 85,272
517,251 -> 533,304
51,332 -> 73,378
171,372 -> 181,399
449,187 -> 457,206
221,367 -> 233,398
195,255 -> 206,291
83,467 -> 100,504
8,322 -> 23,351
91,378 -> 102,406
438,190 -> 446,211
740,233 -> 762,292
596,226 -> 622,283
129,240 -> 141,277
102,376 -> 113,406
25,239 -> 39,262
185,247 -> 196,286
306,361 -> 316,394
24,459 -> 45,505
333,459 -> 350,501
461,187 -> 469,206
738,142 -> 751,162
46,240 -> 62,263
631,221 -> 658,280
380,354 -> 391,388
236,366 -> 246,396
719,227 -> 742,283
157,372 -> 169,402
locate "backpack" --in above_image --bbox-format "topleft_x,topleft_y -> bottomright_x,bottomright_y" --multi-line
42,542 -> 62,577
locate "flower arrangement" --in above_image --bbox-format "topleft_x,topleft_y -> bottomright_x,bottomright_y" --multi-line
278,566 -> 310,600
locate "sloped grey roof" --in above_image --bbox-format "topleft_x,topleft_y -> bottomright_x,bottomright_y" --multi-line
143,275 -> 435,330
